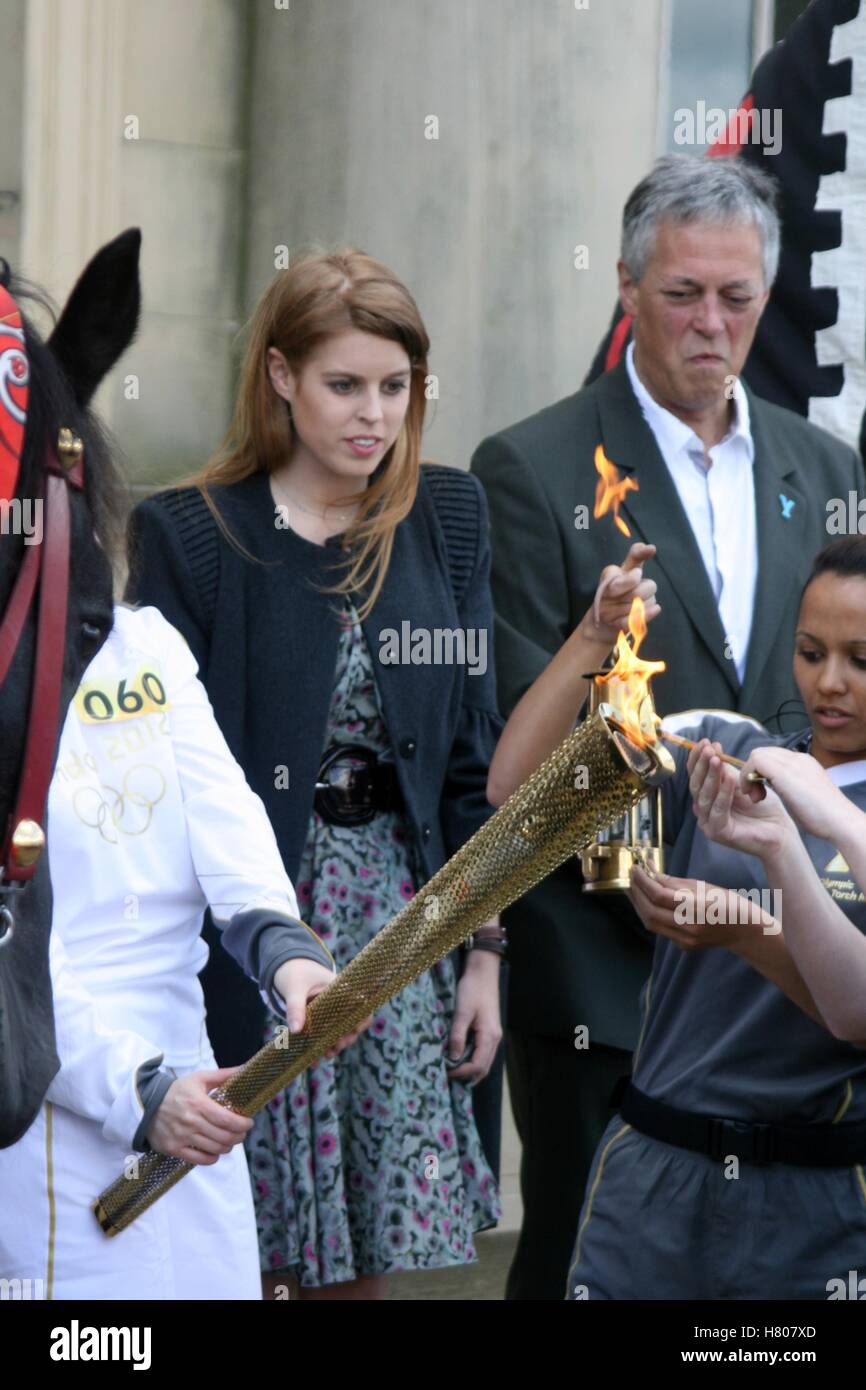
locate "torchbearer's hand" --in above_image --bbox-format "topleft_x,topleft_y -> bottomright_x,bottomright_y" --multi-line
145,1068 -> 253,1165
628,866 -> 769,951
687,739 -> 792,859
273,957 -> 372,1060
738,745 -> 853,844
579,542 -> 661,647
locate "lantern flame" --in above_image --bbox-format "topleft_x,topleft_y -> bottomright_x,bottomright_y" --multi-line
593,444 -> 638,537
595,595 -> 666,748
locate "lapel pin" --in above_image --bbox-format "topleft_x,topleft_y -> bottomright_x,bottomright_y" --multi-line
779,493 -> 795,519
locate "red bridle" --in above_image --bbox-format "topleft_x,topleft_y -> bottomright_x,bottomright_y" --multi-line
0,430 -> 85,889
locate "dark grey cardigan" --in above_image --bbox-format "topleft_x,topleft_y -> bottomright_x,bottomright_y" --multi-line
125,464 -> 505,1063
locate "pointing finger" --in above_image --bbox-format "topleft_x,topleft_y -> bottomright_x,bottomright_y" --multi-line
621,542 -> 656,572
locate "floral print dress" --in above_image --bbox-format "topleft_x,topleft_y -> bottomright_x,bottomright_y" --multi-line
245,599 -> 501,1285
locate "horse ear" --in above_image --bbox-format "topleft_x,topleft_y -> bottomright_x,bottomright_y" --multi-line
48,228 -> 142,407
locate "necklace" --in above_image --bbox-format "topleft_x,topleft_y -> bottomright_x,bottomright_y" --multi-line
273,478 -> 360,524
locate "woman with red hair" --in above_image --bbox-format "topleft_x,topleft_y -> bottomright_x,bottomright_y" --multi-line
127,249 -> 504,1299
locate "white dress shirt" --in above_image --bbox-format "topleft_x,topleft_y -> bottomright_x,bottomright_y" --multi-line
625,342 -> 758,682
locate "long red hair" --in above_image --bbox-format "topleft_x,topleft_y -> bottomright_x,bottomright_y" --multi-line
194,248 -> 431,619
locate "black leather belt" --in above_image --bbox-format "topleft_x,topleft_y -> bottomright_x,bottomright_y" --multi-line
314,743 -> 403,826
619,1082 -> 866,1167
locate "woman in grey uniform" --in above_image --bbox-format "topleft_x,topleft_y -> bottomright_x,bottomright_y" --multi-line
490,532 -> 866,1298
563,534 -> 866,1300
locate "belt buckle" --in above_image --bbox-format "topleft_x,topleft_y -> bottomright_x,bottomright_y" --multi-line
707,1116 -> 775,1165
315,744 -> 378,826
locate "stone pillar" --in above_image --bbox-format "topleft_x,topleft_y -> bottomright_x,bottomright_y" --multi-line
20,0 -> 248,476
0,0 -> 27,272
244,0 -> 665,471
21,0 -> 125,303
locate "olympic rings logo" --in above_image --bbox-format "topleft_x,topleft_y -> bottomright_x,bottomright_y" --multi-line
72,765 -> 167,842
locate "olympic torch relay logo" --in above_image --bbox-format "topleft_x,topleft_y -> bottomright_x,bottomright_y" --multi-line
0,287 -> 29,505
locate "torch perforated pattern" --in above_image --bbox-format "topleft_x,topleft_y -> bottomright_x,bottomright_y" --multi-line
94,711 -> 650,1234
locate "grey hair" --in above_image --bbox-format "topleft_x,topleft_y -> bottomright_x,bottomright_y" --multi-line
621,155 -> 781,287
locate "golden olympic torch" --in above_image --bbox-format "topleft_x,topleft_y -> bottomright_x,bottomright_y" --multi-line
94,602 -> 674,1236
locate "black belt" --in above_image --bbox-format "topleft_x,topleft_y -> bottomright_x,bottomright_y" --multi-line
619,1082 -> 866,1168
314,743 -> 403,826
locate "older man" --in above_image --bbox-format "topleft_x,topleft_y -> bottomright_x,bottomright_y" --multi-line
471,155 -> 865,1300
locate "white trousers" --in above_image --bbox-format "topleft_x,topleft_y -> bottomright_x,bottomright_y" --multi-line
0,1053 -> 261,1301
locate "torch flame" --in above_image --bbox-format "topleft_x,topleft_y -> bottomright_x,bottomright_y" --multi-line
593,444 -> 638,537
595,595 -> 666,748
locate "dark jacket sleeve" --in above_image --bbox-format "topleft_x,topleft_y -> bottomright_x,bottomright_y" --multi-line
470,432 -> 571,717
218,908 -> 335,1011
124,494 -> 212,676
438,476 -> 506,860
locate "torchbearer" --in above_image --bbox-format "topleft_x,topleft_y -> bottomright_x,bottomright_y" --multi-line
561,538 -> 866,1300
489,537 -> 866,1297
0,604 -> 361,1300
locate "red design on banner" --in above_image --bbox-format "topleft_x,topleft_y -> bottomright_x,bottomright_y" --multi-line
707,93 -> 756,159
604,313 -> 634,372
0,285 -> 29,504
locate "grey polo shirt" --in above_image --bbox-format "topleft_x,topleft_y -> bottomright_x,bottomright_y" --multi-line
632,716 -> 866,1126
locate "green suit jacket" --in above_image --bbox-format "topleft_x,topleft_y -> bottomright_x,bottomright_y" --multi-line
471,362 -> 865,1048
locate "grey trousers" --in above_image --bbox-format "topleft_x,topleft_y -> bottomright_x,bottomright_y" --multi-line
568,1116 -> 866,1300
